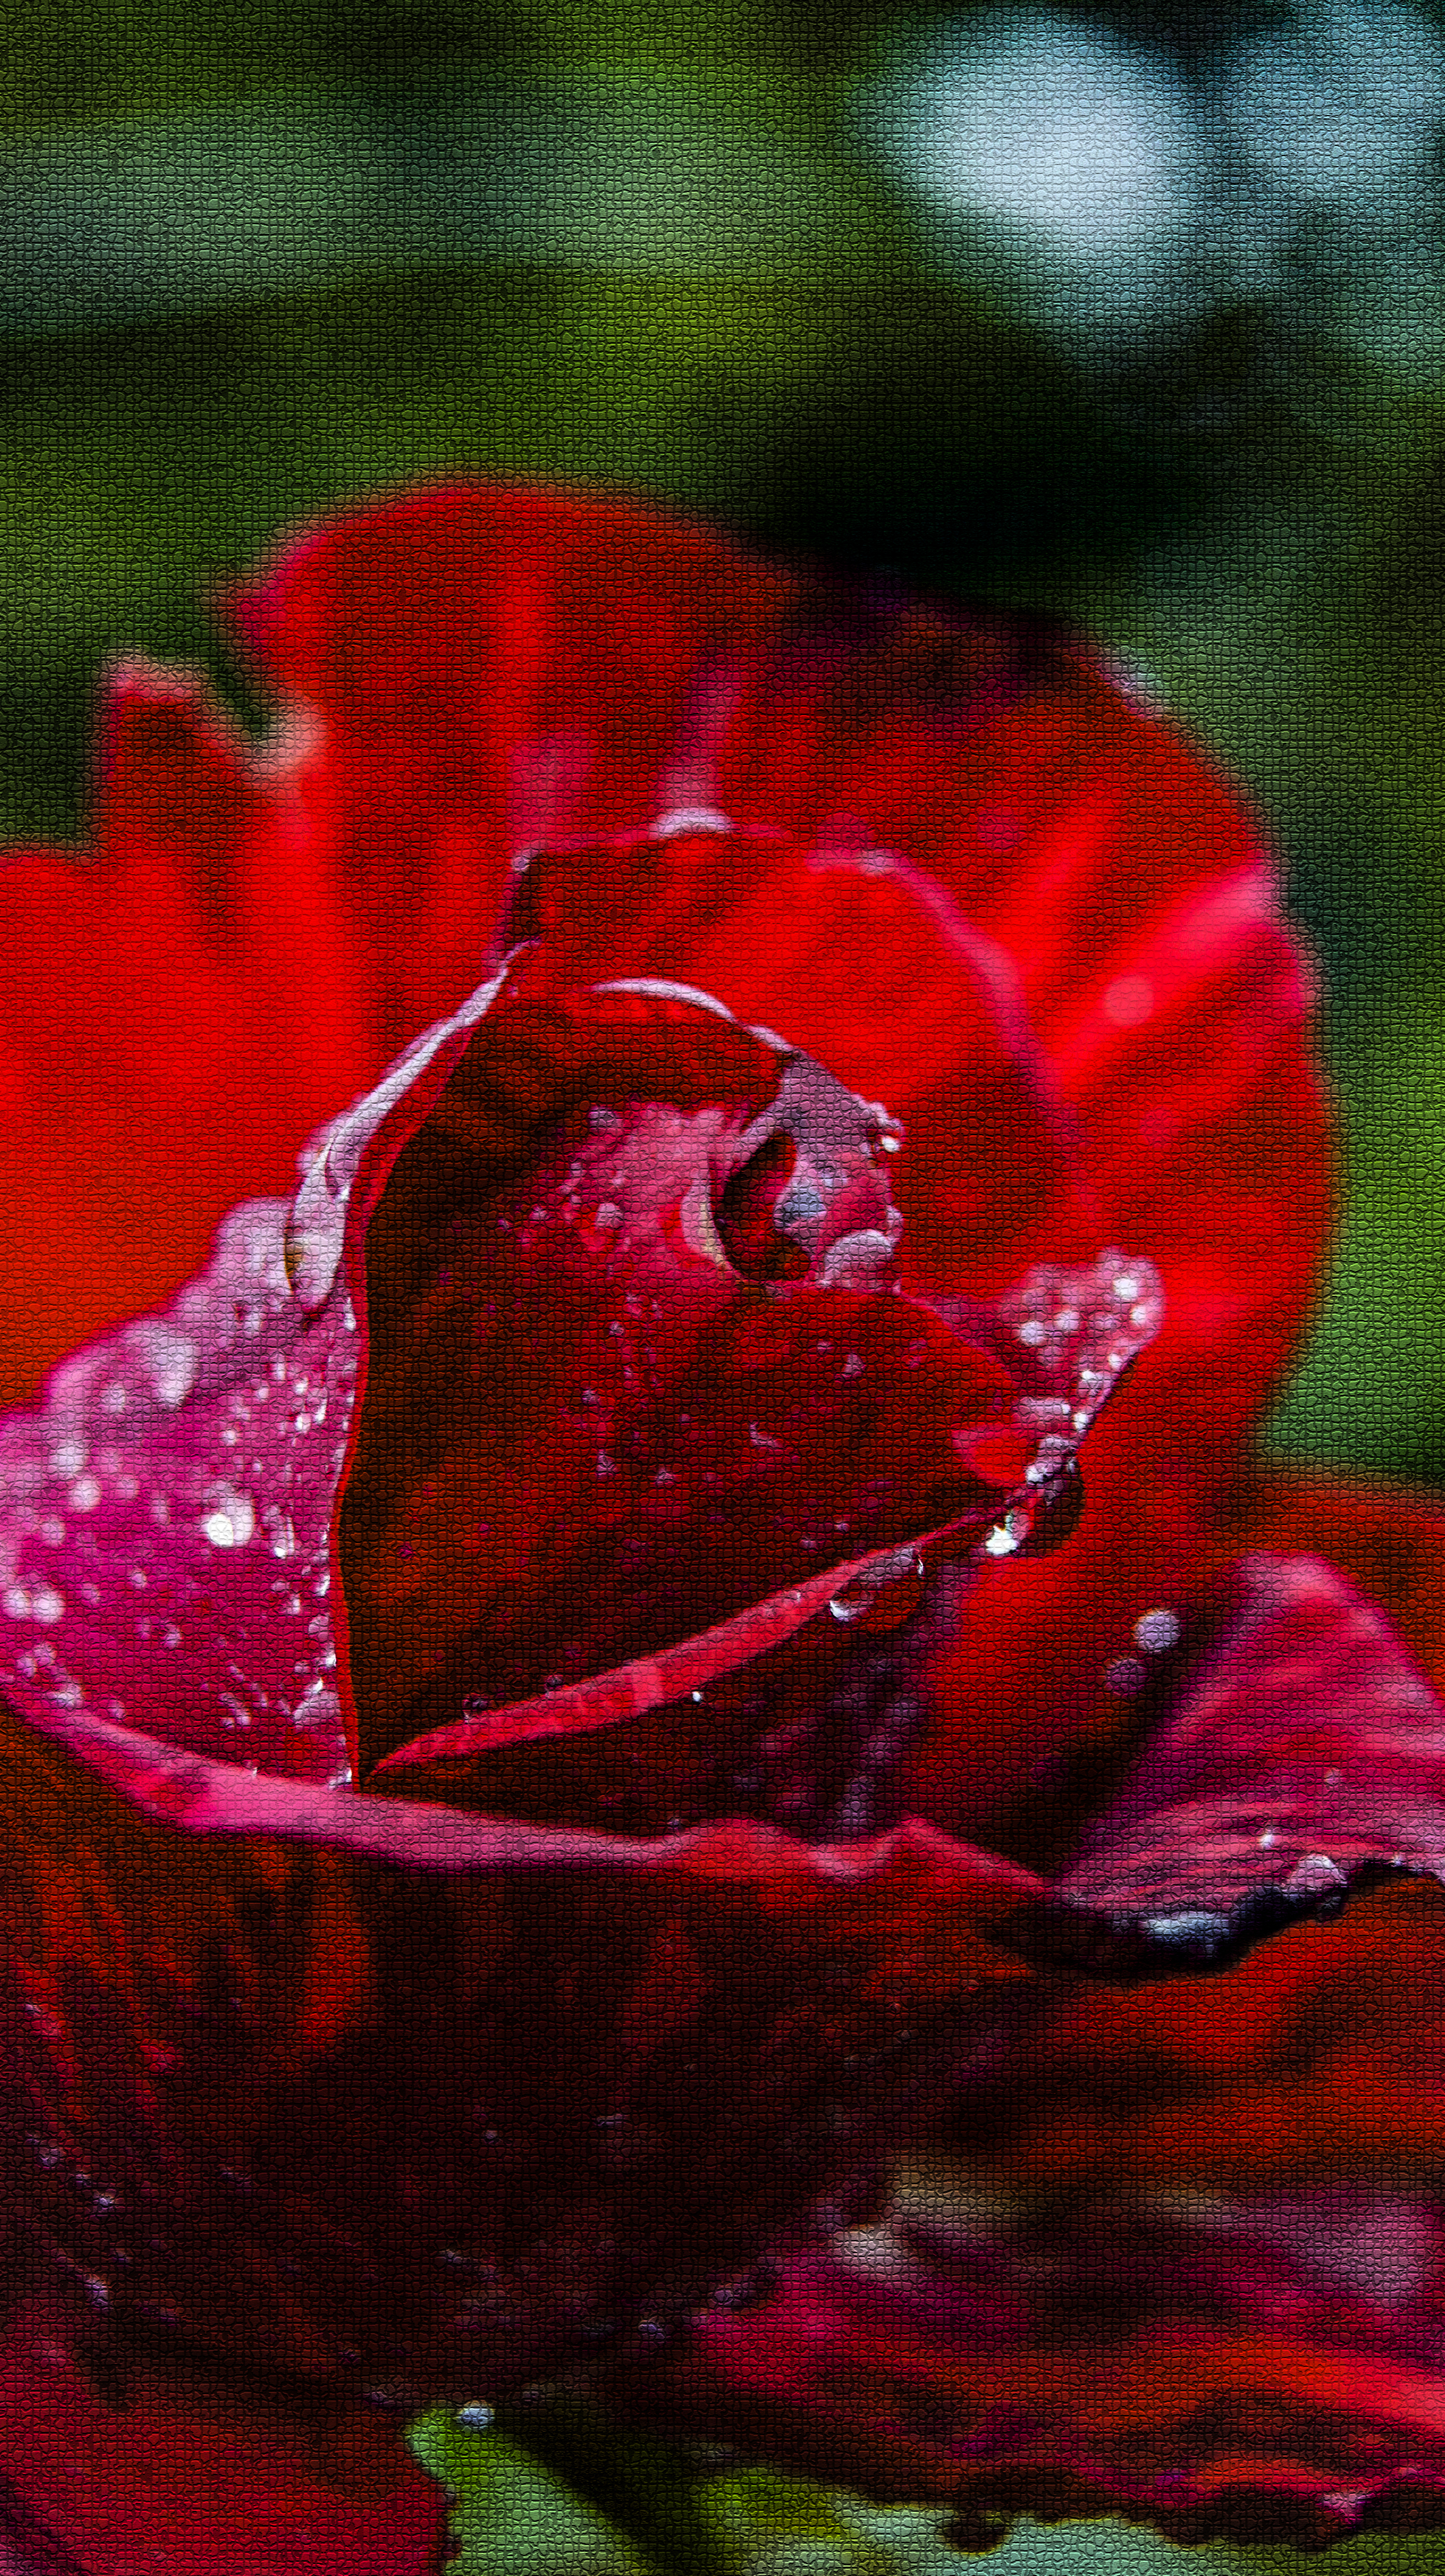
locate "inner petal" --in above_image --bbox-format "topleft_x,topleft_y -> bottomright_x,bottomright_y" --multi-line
337,984 -> 1024,1783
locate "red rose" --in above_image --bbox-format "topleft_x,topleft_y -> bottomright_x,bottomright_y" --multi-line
0,485 -> 1442,2572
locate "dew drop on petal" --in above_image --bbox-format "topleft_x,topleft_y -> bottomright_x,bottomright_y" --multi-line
1282,1852 -> 1348,1898
261,1503 -> 297,1561
200,1489 -> 256,1550
829,1548 -> 927,1632
1133,1606 -> 1181,1652
127,1321 -> 199,1411
1103,972 -> 1154,1027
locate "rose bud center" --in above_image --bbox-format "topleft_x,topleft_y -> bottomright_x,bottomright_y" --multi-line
332,974 -> 1156,1833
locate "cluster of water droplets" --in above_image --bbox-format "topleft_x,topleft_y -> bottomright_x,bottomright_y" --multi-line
825,1248 -> 1163,1636
0,1196 -> 358,1781
983,1248 -> 1163,1553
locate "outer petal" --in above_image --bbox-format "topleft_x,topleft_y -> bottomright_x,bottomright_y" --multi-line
600,1511 -> 1445,2543
0,2276 -> 450,2576
1048,1549 -> 1445,1958
1226,1464 -> 1445,1694
0,670 -> 376,1409
0,1661 -> 1047,2407
6,486 -> 1329,1465
601,2161 -> 1445,2549
959,1486 -> 1445,2203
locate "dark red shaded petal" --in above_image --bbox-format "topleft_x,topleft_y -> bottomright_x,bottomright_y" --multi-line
333,979 -> 1027,1786
601,2153 -> 1445,2547
1044,1550 -> 1445,1963
0,2283 -> 449,2576
965,1876 -> 1445,2200
950,1483 -> 1445,2202
0,1673 -> 1044,2404
890,1442 -> 1227,1854
1227,1466 -> 1445,1698
504,827 -> 1101,1300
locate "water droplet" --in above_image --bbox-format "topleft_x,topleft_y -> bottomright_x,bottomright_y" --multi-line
829,1549 -> 926,1632
200,1487 -> 255,1549
456,2402 -> 495,2430
1103,972 -> 1154,1028
818,1226 -> 899,1289
261,1503 -> 297,1561
2,1582 -> 63,1624
1282,1852 -> 1347,1898
127,1321 -> 199,1410
1258,1827 -> 1278,1850
982,1511 -> 1026,1558
1133,1606 -> 1181,1653
982,1462 -> 1085,1562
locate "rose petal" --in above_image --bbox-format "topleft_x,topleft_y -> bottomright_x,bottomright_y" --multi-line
600,2154 -> 1445,2547
965,1876 -> 1445,2198
1038,1550 -> 1445,1966
228,486 -> 1330,1446
0,670 -> 378,1411
225,486 -> 795,1055
0,2282 -> 450,2576
1228,1464 -> 1445,1695
6,487 -> 1329,1480
503,825 -> 1101,1300
0,1663 -> 1047,2400
949,1491 -> 1445,2202
333,978 -> 1050,1784
0,1195 -> 355,1782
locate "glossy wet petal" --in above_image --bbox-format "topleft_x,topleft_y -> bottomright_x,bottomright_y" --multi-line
0,2278 -> 450,2576
602,2164 -> 1445,2547
1047,1551 -> 1445,1961
0,1650 -> 1050,2407
0,1194 -> 355,1782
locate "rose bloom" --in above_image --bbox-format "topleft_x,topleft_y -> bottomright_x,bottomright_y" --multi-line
1,484 -> 1444,2575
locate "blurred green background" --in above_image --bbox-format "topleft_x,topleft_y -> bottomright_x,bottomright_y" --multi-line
4,3 -> 1444,2570
4,0 -> 1444,1494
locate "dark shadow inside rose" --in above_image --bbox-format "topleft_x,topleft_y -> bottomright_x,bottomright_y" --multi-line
336,976 -> 1157,1833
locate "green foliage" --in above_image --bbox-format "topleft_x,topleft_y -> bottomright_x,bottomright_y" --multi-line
408,2401 -> 991,2575
411,2407 -> 1445,2576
